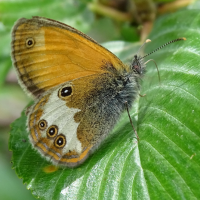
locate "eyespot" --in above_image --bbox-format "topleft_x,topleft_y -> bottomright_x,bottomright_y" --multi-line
47,125 -> 58,138
38,120 -> 47,130
58,86 -> 72,99
26,38 -> 35,48
54,134 -> 66,148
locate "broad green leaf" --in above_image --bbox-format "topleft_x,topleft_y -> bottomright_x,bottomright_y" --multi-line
0,155 -> 35,200
10,6 -> 200,200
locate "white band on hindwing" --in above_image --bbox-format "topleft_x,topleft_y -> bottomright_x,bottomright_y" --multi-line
31,88 -> 82,155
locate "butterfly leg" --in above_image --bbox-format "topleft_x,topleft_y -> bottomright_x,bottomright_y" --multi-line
124,101 -> 139,141
145,59 -> 161,84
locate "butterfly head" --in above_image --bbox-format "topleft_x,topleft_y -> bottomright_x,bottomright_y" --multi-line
130,37 -> 186,77
131,55 -> 145,76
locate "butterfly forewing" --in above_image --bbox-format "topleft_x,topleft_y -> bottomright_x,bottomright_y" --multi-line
11,17 -> 125,98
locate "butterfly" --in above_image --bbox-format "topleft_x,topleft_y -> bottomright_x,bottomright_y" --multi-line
11,16 -> 185,167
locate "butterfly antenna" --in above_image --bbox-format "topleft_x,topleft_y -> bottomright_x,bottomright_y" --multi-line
141,37 -> 186,59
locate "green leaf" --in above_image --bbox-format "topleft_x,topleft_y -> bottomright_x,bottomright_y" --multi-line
9,6 -> 200,200
139,9 -> 200,199
0,0 -> 93,31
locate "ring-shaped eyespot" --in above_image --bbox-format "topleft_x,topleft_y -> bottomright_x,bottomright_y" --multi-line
26,37 -> 35,48
54,134 -> 66,148
38,119 -> 48,130
58,86 -> 72,100
47,125 -> 58,138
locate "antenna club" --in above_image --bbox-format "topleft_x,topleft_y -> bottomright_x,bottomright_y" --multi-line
181,37 -> 186,40
145,39 -> 151,43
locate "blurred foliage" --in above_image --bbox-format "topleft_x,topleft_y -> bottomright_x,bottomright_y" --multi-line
0,0 -> 198,199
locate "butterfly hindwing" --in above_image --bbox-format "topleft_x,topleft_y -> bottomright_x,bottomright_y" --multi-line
28,70 -> 130,167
